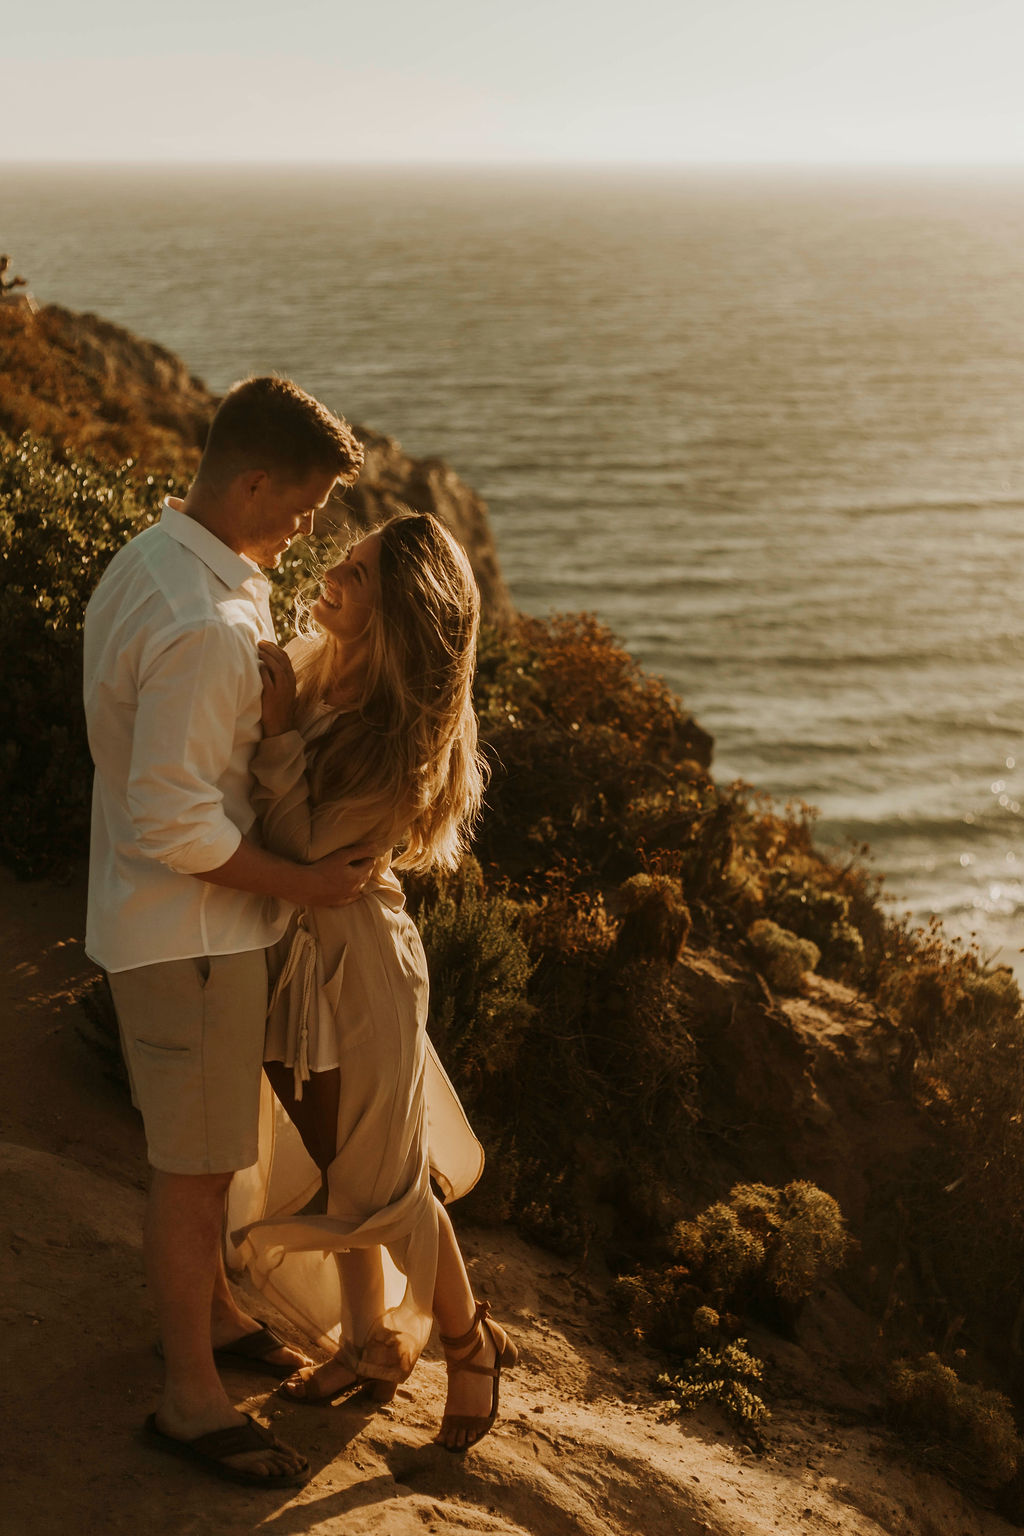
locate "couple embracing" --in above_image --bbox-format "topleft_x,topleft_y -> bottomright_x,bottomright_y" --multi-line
83,377 -> 516,1489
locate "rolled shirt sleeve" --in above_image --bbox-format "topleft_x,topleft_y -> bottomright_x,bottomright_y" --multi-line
128,620 -> 256,873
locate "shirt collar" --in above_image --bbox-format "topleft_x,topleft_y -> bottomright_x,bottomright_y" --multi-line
159,499 -> 268,593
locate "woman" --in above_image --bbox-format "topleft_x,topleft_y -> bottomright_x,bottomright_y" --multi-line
227,510 -> 516,1453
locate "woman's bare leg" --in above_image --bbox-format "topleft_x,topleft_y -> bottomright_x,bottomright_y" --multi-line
336,1247 -> 387,1342
432,1199 -> 504,1450
264,1061 -> 340,1173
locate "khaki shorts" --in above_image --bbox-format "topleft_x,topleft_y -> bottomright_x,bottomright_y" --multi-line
108,950 -> 268,1175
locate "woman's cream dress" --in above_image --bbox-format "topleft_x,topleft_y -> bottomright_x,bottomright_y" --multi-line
226,686 -> 484,1384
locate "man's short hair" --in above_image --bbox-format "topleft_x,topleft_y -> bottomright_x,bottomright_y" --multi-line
199,376 -> 364,488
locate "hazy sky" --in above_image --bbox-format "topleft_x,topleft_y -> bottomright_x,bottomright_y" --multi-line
6,0 -> 1024,164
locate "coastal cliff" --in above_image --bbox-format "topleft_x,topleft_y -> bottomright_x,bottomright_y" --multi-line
2,304 -> 1023,1535
0,301 -> 514,625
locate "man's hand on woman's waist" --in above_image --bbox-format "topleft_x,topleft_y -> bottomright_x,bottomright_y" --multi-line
195,835 -> 379,908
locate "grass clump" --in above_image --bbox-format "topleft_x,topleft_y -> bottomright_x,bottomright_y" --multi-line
886,1353 -> 1022,1493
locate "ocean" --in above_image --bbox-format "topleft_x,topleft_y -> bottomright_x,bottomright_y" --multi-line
5,163 -> 1024,970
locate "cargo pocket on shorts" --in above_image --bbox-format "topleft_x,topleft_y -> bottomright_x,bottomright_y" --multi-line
134,1039 -> 193,1068
131,1038 -> 197,1123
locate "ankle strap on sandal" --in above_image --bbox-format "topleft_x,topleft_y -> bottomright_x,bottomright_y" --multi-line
439,1298 -> 490,1353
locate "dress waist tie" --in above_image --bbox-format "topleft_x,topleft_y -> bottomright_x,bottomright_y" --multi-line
267,917 -> 319,1101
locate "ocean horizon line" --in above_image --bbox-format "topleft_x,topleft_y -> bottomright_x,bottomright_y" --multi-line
9,158 -> 1024,176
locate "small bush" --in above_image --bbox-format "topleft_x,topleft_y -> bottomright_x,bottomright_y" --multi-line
747,919 -> 820,992
614,873 -> 691,965
515,885 -> 701,1259
964,966 -> 1022,1032
659,1339 -> 771,1431
903,998 -> 1024,1342
673,1181 -> 849,1309
886,1353 -> 1022,1492
617,1182 -> 849,1355
728,791 -> 883,979
609,1268 -> 710,1355
874,919 -> 1024,1347
413,857 -> 536,1104
742,1181 -> 852,1305
473,613 -> 714,896
673,1203 -> 766,1298
0,434 -> 167,874
875,922 -> 1020,1056
764,874 -> 865,980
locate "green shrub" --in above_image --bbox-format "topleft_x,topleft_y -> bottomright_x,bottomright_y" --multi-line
764,874 -> 865,980
963,966 -> 1022,1032
872,917 -> 1024,1348
738,1180 -> 852,1305
473,613 -> 715,898
673,1203 -> 766,1298
672,1182 -> 850,1311
614,873 -> 691,965
413,856 -> 536,1102
513,885 -> 701,1259
658,1339 -> 770,1431
727,791 -> 883,980
886,1353 -> 1022,1492
874,922 -> 1020,1056
0,431 -> 329,876
413,858 -> 704,1258
617,1182 -> 849,1355
746,919 -> 820,992
902,998 -> 1024,1343
0,434 -> 167,874
266,534 -> 336,640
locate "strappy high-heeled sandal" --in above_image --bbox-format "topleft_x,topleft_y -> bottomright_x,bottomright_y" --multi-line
436,1299 -> 518,1453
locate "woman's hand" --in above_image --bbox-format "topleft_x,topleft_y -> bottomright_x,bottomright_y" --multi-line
258,641 -> 297,736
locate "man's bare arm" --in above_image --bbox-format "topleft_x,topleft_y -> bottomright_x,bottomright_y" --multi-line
195,834 -> 376,907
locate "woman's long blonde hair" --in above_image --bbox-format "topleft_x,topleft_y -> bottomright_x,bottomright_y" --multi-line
292,510 -> 485,873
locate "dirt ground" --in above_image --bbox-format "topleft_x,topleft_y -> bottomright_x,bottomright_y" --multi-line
1,867 -> 1016,1536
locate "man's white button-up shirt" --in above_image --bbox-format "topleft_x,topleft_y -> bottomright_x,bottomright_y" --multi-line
84,500 -> 292,973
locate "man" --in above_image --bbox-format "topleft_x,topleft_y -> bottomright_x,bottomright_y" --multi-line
84,376 -> 369,1488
